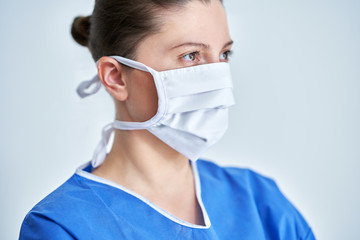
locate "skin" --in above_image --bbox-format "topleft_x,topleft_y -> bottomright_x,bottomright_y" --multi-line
93,0 -> 232,225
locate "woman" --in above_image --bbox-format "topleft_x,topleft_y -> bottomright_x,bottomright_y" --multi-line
19,0 -> 315,239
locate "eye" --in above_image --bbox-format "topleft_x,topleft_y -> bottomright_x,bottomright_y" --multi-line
183,52 -> 200,62
220,50 -> 232,61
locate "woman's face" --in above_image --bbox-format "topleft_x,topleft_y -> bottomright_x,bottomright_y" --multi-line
124,0 -> 232,122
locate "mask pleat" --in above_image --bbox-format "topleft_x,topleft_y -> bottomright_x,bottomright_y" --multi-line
162,63 -> 232,98
167,88 -> 234,114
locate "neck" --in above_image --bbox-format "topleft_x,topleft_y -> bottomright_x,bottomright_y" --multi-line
91,128 -> 205,226
92,129 -> 191,193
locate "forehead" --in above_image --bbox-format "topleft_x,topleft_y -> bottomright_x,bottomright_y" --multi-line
156,0 -> 231,48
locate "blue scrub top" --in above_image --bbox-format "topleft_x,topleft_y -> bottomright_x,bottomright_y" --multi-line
19,159 -> 315,239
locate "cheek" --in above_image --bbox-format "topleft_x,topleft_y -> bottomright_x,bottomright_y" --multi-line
126,71 -> 158,122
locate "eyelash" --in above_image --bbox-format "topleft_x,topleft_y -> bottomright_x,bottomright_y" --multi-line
221,50 -> 233,60
182,50 -> 233,62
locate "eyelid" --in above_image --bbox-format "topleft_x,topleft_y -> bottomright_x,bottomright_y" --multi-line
224,49 -> 234,55
223,48 -> 233,54
179,50 -> 200,58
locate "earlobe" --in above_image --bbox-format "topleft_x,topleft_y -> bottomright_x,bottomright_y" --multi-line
97,57 -> 128,101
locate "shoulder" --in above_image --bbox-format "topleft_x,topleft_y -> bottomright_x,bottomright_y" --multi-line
196,158 -> 277,191
24,174 -> 97,215
20,174 -> 102,239
196,159 -> 287,205
196,159 -> 316,239
20,212 -> 75,239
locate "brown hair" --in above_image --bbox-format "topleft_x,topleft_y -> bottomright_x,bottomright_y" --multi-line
71,0 -> 222,61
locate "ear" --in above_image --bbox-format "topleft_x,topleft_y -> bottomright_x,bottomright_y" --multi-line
97,56 -> 128,101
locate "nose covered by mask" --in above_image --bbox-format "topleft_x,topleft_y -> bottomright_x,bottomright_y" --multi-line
77,56 -> 235,168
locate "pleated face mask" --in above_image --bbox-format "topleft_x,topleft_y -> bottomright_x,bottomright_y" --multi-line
77,56 -> 235,168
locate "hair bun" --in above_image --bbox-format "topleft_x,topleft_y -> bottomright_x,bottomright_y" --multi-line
71,16 -> 91,47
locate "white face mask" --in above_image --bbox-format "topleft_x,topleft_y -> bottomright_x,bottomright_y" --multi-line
77,56 -> 235,168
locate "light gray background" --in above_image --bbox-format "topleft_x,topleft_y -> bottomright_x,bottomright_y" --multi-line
1,0 -> 359,239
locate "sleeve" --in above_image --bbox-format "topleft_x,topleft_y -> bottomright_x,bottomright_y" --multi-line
242,169 -> 317,240
19,213 -> 75,240
303,227 -> 316,240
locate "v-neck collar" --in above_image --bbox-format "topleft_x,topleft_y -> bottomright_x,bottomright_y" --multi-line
75,160 -> 211,229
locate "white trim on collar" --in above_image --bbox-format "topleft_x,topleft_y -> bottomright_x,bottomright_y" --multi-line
75,160 -> 211,229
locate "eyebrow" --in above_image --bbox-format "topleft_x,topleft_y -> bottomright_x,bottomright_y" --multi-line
223,40 -> 234,49
171,40 -> 234,50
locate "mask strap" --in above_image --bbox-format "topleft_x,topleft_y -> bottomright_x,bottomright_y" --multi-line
110,55 -> 152,72
76,75 -> 102,98
76,56 -> 155,98
91,123 -> 114,168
